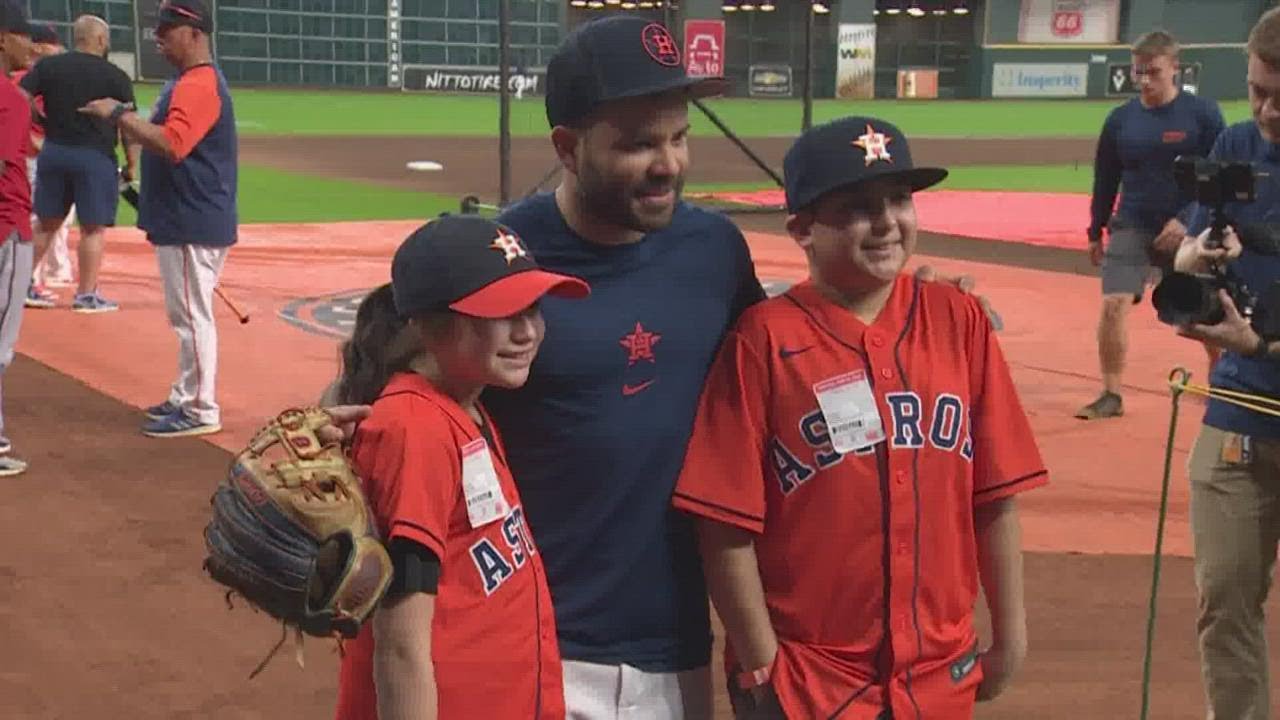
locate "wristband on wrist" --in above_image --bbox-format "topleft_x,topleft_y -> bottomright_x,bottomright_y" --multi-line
736,661 -> 774,690
109,102 -> 130,123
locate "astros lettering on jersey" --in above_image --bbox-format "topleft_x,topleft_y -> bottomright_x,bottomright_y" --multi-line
673,274 -> 1048,719
334,373 -> 564,720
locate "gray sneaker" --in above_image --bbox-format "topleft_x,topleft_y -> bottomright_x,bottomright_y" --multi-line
1075,392 -> 1124,420
0,456 -> 27,477
72,292 -> 119,314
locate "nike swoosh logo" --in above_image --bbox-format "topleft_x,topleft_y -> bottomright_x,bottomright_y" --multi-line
779,346 -> 814,359
622,380 -> 656,396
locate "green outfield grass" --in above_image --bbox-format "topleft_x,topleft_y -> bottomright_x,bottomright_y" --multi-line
132,84 -> 1251,139
689,163 -> 1093,197
115,165 -> 455,226
108,162 -> 1087,227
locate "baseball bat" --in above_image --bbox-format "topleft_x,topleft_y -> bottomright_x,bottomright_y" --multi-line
216,286 -> 250,324
116,179 -> 249,325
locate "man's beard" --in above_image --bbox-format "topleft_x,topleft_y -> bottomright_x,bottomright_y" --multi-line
576,157 -> 684,234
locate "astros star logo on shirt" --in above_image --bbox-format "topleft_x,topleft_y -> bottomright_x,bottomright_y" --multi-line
620,322 -> 661,365
853,124 -> 893,166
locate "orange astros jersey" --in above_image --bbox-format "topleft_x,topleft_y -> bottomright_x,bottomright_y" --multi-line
334,372 -> 564,720
673,274 -> 1047,720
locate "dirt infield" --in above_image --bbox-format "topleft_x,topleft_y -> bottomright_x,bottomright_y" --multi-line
240,134 -> 1097,201
5,348 -> 1270,719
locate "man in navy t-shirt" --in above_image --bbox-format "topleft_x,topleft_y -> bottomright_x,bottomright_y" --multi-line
1170,10 -> 1280,718
1079,30 -> 1225,420
482,16 -> 764,717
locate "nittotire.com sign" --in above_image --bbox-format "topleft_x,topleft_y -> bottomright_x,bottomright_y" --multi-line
401,65 -> 545,96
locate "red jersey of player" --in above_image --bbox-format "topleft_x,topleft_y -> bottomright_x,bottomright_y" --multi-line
672,117 -> 1047,720
332,216 -> 590,720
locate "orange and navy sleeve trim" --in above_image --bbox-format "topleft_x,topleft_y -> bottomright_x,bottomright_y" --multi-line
973,469 -> 1048,506
162,65 -> 221,162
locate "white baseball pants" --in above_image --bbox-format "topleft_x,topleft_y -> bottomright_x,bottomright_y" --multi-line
0,233 -> 32,434
562,660 -> 712,720
155,244 -> 228,426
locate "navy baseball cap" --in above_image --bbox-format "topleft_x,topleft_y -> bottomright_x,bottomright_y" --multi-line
29,22 -> 58,45
783,116 -> 948,213
392,215 -> 590,319
545,15 -> 728,128
0,0 -> 31,35
156,0 -> 213,33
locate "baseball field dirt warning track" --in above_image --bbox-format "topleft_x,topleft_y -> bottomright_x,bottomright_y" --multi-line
5,216 -> 1280,719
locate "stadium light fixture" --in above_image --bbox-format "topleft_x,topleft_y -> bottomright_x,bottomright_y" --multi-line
885,2 -> 902,15
812,2 -> 830,13
605,0 -> 621,4
620,0 -> 636,7
570,0 -> 587,5
740,1 -> 756,9
722,0 -> 738,10
587,0 -> 604,8
759,0 -> 775,9
954,1 -> 970,14
906,2 -> 925,17
639,0 -> 655,5
932,6 -> 947,14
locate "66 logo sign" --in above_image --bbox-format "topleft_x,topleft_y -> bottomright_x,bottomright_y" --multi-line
684,20 -> 725,79
1051,0 -> 1084,38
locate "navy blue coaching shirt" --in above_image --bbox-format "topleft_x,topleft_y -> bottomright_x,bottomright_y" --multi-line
484,192 -> 765,671
1184,120 -> 1280,440
1090,92 -> 1225,238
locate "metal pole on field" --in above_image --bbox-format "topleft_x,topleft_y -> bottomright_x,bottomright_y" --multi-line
498,0 -> 512,205
802,2 -> 814,132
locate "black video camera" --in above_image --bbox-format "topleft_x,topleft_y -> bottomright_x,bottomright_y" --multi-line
1151,156 -> 1280,341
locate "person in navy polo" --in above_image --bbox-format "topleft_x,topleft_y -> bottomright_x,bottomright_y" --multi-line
1171,9 -> 1280,720
80,0 -> 237,439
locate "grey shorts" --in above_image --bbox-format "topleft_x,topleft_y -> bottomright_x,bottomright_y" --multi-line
1102,217 -> 1172,299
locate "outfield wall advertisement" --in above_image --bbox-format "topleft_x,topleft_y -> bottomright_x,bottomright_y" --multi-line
835,23 -> 876,100
991,63 -> 1089,97
1017,0 -> 1120,44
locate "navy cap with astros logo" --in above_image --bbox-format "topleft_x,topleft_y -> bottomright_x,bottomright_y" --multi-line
392,215 -> 590,319
155,0 -> 213,33
783,116 -> 949,214
544,15 -> 728,129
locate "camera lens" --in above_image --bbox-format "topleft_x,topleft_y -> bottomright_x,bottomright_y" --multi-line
1153,273 -> 1225,326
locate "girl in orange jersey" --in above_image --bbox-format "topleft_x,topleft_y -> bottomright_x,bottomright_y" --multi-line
332,215 -> 588,720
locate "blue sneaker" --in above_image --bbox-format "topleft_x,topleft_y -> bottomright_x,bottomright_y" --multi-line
72,292 -> 118,314
143,410 -> 221,438
144,401 -> 180,421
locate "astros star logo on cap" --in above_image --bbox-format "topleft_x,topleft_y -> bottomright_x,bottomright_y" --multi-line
852,124 -> 893,166
641,23 -> 681,67
490,229 -> 529,264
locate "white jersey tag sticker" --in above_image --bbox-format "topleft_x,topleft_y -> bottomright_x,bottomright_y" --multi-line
813,370 -> 885,454
462,439 -> 509,528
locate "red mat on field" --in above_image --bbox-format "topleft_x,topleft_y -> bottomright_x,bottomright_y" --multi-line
706,189 -> 1089,250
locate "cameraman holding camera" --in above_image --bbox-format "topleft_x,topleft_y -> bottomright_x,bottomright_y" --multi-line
1171,9 -> 1280,719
